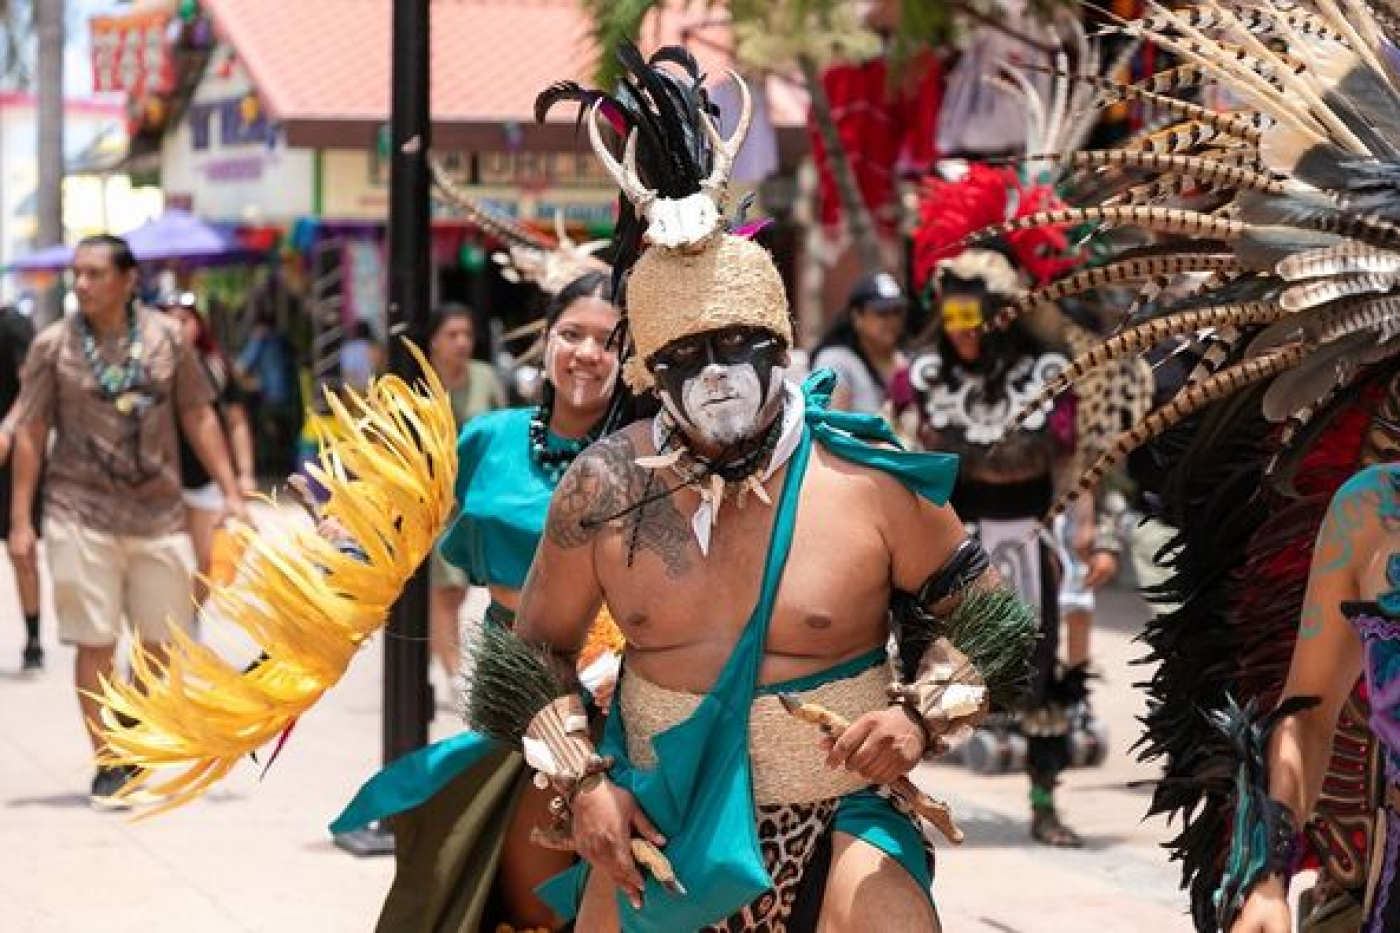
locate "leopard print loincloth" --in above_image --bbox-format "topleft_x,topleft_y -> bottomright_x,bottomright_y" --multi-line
700,790 -> 934,932
700,800 -> 835,933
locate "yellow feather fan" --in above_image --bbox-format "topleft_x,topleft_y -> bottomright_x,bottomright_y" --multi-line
94,343 -> 458,816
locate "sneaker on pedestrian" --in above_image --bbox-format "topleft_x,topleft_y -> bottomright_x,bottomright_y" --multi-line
20,644 -> 43,675
90,766 -> 138,811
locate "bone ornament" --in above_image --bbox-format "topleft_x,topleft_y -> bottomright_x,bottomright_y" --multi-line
587,71 -> 753,252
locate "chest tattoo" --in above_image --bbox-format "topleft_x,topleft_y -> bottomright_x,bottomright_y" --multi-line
545,433 -> 695,578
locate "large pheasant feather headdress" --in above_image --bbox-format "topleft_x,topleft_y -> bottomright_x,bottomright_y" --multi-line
969,0 -> 1400,519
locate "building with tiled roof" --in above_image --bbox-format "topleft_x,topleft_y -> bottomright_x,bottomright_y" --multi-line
199,0 -> 808,150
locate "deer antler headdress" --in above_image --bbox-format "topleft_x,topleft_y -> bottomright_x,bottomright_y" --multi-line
538,42 -> 791,391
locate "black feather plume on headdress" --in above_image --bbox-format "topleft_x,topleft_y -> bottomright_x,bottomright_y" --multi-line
535,41 -> 719,290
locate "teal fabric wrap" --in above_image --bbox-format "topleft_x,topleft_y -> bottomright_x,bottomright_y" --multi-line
802,369 -> 958,507
833,790 -> 934,894
537,372 -> 958,929
438,407 -> 559,590
329,731 -> 501,835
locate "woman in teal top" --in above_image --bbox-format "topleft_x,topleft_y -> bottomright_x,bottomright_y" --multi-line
335,271 -> 622,932
442,270 -> 620,607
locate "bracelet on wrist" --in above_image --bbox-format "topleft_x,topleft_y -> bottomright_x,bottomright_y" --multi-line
889,697 -> 937,756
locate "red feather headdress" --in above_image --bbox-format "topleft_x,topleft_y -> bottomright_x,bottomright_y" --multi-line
911,163 -> 1081,294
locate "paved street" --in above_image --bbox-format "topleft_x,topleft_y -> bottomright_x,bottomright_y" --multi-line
0,507 -> 1192,931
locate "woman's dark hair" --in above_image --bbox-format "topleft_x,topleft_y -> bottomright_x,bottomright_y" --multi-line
423,302 -> 475,349
545,270 -> 615,329
813,302 -> 886,396
76,234 -> 137,272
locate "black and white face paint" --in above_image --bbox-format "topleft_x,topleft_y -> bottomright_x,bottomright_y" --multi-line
650,326 -> 787,447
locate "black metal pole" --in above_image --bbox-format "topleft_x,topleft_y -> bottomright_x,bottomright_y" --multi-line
383,0 -> 433,765
331,0 -> 431,858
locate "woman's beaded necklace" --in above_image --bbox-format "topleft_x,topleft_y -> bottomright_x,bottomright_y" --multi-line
527,404 -> 593,484
79,304 -> 145,403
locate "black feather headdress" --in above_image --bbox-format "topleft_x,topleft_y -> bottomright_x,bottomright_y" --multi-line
536,40 -> 789,395
536,41 -> 720,288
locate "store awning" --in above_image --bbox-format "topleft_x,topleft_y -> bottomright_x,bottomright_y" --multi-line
198,0 -> 809,152
6,210 -> 254,272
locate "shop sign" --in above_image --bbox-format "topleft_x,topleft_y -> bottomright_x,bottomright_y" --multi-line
90,12 -> 176,97
324,149 -> 615,224
161,45 -> 313,221
371,148 -> 611,189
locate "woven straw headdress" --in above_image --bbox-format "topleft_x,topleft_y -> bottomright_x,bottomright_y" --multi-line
539,43 -> 792,391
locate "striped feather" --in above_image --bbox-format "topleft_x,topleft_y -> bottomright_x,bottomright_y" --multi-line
1275,242 -> 1400,280
988,254 -> 1240,332
1049,342 -> 1312,522
1278,272 -> 1400,311
1127,120 -> 1233,155
1065,70 -> 1266,143
1010,303 -> 1289,433
1048,150 -> 1286,193
968,205 -> 1248,246
1130,5 -> 1341,42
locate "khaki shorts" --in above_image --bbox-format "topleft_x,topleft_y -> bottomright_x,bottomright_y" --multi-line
46,517 -> 196,648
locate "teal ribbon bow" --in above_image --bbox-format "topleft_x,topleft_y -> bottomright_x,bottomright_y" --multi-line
802,369 -> 959,506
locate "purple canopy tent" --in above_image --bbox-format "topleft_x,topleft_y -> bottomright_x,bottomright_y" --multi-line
4,210 -> 254,272
5,242 -> 73,272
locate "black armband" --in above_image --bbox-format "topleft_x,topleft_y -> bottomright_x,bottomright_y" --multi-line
915,536 -> 990,608
891,580 -> 1038,713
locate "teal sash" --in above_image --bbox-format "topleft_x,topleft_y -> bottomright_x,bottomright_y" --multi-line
537,409 -> 815,931
332,370 -> 959,929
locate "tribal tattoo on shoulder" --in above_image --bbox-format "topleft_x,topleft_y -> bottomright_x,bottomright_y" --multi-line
1300,465 -> 1400,639
545,431 -> 694,578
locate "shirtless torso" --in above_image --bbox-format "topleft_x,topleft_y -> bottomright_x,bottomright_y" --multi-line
516,409 -> 966,933
520,419 -> 967,693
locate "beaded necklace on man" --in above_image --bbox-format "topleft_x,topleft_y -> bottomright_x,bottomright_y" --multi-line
650,405 -> 784,503
79,302 -> 146,412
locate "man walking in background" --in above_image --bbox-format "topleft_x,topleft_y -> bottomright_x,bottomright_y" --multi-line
7,235 -> 247,808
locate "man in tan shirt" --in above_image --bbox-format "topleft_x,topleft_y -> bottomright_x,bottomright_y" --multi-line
7,234 -> 247,808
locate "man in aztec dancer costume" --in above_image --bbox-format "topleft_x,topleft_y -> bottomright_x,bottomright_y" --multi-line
954,0 -> 1400,929
891,156 -> 1125,848
376,47 -> 1033,932
80,44 -> 1035,933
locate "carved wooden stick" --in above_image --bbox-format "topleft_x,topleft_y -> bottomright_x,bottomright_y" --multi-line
529,828 -> 687,895
777,693 -> 965,844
